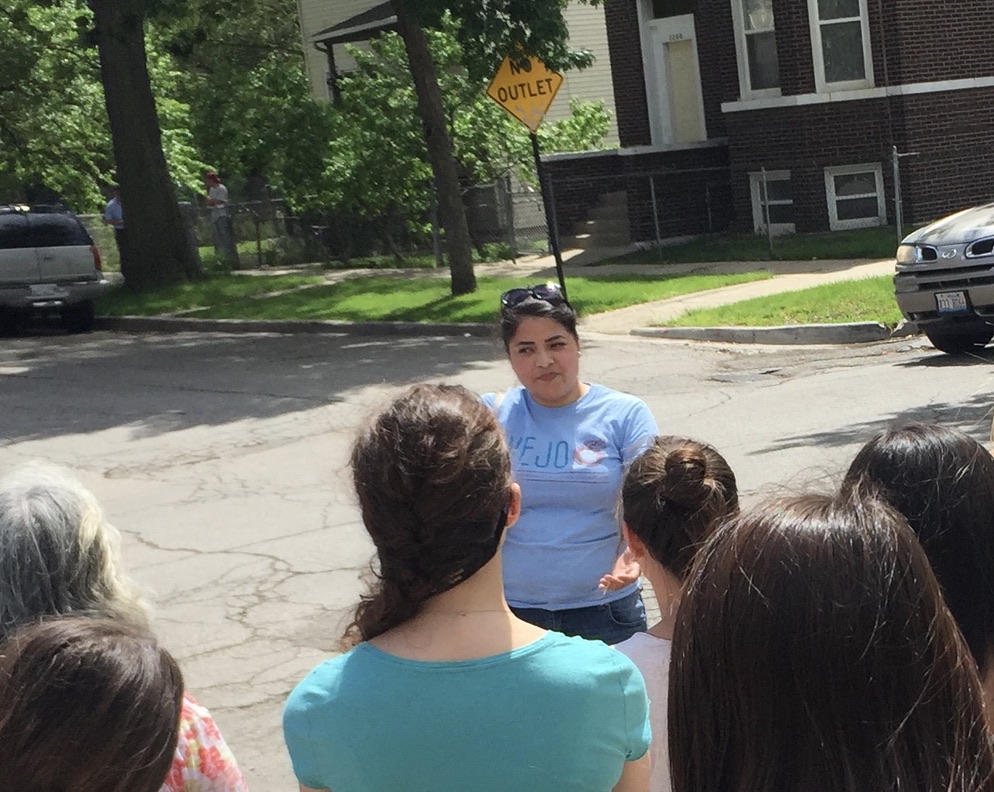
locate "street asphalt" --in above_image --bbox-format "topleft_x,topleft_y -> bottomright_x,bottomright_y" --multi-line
95,247 -> 908,345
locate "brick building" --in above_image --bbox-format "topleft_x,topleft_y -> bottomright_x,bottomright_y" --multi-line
548,0 -> 994,241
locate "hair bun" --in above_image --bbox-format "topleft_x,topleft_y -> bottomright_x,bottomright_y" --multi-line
661,446 -> 712,507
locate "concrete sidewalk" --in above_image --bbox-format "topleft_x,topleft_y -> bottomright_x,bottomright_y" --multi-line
477,248 -> 902,343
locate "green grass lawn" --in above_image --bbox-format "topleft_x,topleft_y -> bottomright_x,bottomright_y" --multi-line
98,271 -> 771,323
97,273 -> 324,316
611,226 -> 901,266
663,276 -> 903,327
191,273 -> 772,322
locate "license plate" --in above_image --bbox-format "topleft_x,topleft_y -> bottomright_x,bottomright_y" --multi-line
935,290 -> 968,313
29,283 -> 66,298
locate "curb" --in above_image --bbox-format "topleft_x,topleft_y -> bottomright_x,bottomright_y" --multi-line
95,316 -> 493,338
94,317 -> 920,345
632,322 -> 899,345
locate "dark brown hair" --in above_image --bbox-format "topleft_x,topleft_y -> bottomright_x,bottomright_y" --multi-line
499,297 -> 579,351
669,492 -> 994,792
344,384 -> 511,645
621,436 -> 738,579
842,422 -> 994,675
0,617 -> 183,792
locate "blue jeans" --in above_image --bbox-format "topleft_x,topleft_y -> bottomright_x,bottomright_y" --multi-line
511,589 -> 647,645
212,216 -> 240,268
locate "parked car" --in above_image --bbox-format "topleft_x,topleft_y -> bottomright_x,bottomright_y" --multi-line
895,202 -> 994,354
0,205 -> 109,333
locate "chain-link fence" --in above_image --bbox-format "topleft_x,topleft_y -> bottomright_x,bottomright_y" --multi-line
543,164 -> 734,253
79,180 -> 557,272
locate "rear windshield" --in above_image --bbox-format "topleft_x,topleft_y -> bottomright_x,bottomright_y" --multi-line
28,214 -> 93,247
0,215 -> 31,249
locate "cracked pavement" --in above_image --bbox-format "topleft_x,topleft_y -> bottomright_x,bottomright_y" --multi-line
2,327 -> 994,788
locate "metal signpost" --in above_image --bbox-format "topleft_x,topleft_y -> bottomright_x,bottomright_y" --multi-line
486,55 -> 569,301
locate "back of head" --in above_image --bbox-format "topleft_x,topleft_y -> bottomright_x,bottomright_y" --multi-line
669,491 -> 994,792
621,436 -> 738,579
0,462 -> 148,641
842,422 -> 994,674
0,617 -> 184,792
345,384 -> 511,644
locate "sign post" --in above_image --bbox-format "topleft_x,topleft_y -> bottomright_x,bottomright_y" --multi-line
486,56 -> 569,303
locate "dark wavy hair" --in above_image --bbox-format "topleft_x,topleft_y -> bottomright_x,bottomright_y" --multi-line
0,617 -> 183,792
621,436 -> 738,579
343,384 -> 512,645
669,492 -> 994,792
842,422 -> 994,676
499,297 -> 579,351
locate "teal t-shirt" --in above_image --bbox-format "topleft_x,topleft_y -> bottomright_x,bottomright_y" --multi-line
283,631 -> 651,791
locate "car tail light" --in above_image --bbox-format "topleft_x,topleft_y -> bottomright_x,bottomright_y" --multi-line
91,244 -> 102,271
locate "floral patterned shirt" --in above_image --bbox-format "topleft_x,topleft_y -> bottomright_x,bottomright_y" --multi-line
161,692 -> 249,792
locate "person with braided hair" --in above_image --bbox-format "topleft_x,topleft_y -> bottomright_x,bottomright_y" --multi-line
283,384 -> 651,792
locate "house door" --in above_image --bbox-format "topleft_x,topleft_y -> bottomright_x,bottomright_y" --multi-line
645,13 -> 706,145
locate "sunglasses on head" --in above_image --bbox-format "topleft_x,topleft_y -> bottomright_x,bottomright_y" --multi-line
500,283 -> 566,309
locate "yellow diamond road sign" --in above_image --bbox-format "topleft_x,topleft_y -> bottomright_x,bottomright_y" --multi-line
486,56 -> 564,133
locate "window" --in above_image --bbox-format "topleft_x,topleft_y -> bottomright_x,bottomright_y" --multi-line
750,171 -> 794,234
653,0 -> 695,17
808,0 -> 873,91
824,164 -> 886,230
731,0 -> 780,98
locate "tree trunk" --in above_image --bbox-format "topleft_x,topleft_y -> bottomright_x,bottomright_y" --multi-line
90,0 -> 202,290
394,2 -> 476,295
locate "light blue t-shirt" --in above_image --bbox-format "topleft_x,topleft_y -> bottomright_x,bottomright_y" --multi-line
283,631 -> 651,792
482,384 -> 659,609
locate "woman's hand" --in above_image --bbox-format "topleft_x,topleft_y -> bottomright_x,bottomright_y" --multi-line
598,548 -> 641,592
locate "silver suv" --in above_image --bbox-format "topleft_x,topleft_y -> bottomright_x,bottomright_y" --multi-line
895,202 -> 994,354
0,205 -> 109,333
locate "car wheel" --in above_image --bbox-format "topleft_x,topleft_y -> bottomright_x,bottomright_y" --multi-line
62,300 -> 95,334
924,327 -> 994,354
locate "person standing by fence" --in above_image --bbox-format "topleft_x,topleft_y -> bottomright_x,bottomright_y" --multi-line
102,184 -> 129,271
205,171 -> 239,268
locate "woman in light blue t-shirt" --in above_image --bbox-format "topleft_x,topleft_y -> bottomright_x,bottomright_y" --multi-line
283,384 -> 651,792
483,284 -> 660,644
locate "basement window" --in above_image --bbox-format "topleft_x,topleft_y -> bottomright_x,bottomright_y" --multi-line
750,171 -> 794,235
824,164 -> 885,230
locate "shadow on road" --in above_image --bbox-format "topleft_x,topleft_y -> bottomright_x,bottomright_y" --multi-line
1,330 -> 504,445
756,390 -> 994,455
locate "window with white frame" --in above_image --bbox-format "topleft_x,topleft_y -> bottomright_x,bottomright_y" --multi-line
732,0 -> 780,98
750,170 -> 793,234
808,0 -> 873,91
824,164 -> 885,230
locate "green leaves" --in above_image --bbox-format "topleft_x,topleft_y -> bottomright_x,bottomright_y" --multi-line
401,0 -> 600,82
293,20 -> 609,224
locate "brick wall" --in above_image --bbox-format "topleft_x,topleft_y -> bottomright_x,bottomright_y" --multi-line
725,86 -> 994,232
726,99 -> 893,232
893,88 -> 994,223
771,0 -> 815,95
694,0 -> 738,135
874,3 -> 994,86
604,0 -> 652,147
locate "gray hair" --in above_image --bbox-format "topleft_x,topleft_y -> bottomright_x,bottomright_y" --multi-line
0,462 -> 149,641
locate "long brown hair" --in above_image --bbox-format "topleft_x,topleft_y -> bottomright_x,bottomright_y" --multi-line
343,384 -> 511,646
621,435 -> 738,579
669,492 -> 994,792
